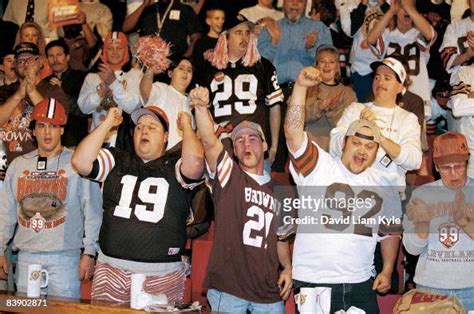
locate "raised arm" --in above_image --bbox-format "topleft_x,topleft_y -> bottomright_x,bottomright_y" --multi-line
78,73 -> 102,114
25,64 -> 44,105
402,0 -> 435,42
122,0 -> 153,33
190,86 -> 223,173
99,64 -> 141,113
140,67 -> 154,103
285,67 -> 321,153
184,33 -> 201,58
0,82 -> 26,126
269,104 -> 281,164
367,0 -> 399,45
72,107 -> 123,175
177,111 -> 204,180
78,10 -> 98,48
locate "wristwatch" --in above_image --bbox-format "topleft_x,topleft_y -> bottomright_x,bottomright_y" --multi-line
83,254 -> 96,260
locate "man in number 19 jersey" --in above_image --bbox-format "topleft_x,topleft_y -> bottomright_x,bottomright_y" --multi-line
72,106 -> 204,303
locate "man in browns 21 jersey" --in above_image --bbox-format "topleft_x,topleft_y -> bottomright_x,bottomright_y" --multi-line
199,14 -> 284,164
285,67 -> 402,313
72,106 -> 204,304
190,86 -> 293,313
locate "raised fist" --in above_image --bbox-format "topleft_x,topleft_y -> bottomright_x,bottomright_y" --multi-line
177,112 -> 192,131
105,107 -> 123,127
189,86 -> 209,109
295,67 -> 321,88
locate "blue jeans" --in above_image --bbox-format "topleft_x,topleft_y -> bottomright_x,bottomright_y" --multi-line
293,278 -> 379,314
15,250 -> 81,298
207,288 -> 284,313
417,285 -> 474,310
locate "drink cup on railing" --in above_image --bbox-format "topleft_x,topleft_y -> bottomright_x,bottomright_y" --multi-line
27,264 -> 48,298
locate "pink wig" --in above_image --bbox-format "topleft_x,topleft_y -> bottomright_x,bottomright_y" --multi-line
207,30 -> 261,70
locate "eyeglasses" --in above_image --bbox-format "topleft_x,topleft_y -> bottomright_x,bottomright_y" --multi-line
15,56 -> 38,66
438,163 -> 466,173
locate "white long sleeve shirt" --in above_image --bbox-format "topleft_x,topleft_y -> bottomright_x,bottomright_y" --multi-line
448,65 -> 474,178
145,82 -> 193,150
330,102 -> 422,187
78,68 -> 142,146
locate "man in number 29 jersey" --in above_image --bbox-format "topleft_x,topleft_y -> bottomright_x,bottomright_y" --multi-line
285,67 -> 402,313
200,14 -> 284,161
72,106 -> 204,303
190,86 -> 293,313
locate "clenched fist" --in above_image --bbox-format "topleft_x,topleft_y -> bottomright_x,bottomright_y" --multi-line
295,67 -> 321,88
189,86 -> 209,109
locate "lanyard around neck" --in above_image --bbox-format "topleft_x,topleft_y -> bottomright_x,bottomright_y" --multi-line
156,0 -> 174,35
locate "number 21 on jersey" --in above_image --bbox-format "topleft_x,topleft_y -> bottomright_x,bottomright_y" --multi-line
243,205 -> 274,249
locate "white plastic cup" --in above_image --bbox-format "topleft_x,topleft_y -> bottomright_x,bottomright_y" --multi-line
295,287 -> 332,313
130,273 -> 146,309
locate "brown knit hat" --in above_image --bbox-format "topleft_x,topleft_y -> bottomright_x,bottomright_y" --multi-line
433,132 -> 469,165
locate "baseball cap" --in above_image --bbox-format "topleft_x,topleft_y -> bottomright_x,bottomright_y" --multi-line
223,13 -> 254,32
131,106 -> 169,132
14,42 -> 40,58
433,132 -> 469,165
231,120 -> 266,143
31,98 -> 68,126
370,57 -> 407,84
346,119 -> 381,144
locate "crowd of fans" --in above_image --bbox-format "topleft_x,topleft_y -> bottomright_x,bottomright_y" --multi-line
0,0 -> 473,312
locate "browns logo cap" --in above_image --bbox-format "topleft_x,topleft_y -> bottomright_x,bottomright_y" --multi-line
131,106 -> 169,132
370,57 -> 407,84
433,132 -> 469,165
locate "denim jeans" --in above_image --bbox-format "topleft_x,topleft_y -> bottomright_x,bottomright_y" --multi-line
15,250 -> 81,298
207,288 -> 284,313
294,278 -> 379,314
417,285 -> 474,311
